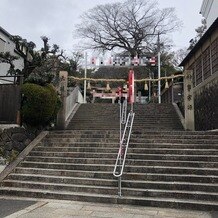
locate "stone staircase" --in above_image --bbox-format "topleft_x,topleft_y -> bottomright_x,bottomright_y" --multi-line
133,103 -> 184,130
0,103 -> 218,210
67,103 -> 119,130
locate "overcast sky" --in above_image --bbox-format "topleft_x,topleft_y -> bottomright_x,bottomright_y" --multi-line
0,0 -> 203,55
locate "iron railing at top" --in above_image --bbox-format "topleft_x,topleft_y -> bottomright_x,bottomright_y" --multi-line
113,99 -> 135,197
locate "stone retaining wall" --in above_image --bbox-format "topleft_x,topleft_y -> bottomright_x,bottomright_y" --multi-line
0,127 -> 36,163
194,78 -> 218,131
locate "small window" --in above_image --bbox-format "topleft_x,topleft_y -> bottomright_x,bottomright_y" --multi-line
0,37 -> 6,52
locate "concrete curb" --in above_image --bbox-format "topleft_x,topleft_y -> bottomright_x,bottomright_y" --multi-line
65,103 -> 80,129
0,131 -> 49,183
173,103 -> 185,130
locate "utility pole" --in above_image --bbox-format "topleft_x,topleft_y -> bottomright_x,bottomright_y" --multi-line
84,52 -> 87,103
157,32 -> 161,104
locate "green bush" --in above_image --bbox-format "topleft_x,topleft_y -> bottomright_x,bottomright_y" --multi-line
21,83 -> 61,127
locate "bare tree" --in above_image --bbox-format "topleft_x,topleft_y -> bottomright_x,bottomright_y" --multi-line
171,48 -> 189,67
69,51 -> 84,71
188,18 -> 207,50
40,36 -> 65,59
75,0 -> 182,57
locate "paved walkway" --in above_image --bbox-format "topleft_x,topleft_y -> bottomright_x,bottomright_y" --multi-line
1,197 -> 216,218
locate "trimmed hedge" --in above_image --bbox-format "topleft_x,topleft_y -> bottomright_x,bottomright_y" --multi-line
21,83 -> 60,127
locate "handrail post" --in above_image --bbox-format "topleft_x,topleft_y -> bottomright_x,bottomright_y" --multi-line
118,176 -> 122,197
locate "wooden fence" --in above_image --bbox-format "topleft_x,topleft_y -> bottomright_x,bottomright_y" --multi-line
0,76 -> 22,124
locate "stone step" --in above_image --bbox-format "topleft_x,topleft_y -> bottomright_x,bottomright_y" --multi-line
0,187 -> 218,210
41,142 -> 119,147
67,127 -> 120,130
127,153 -> 218,162
13,167 -> 218,183
46,134 -> 120,139
130,138 -> 218,144
28,151 -> 117,158
8,168 -> 218,185
67,123 -> 119,126
19,161 -> 218,176
25,156 -> 116,164
46,133 -> 218,140
121,188 -> 218,202
33,146 -> 118,153
70,118 -> 177,122
2,180 -> 118,195
23,156 -> 218,168
50,130 -> 217,135
14,167 -> 113,179
132,127 -> 184,130
127,160 -> 218,168
129,143 -> 218,149
133,120 -> 184,123
31,145 -> 218,157
123,172 -> 218,183
133,116 -> 183,118
3,175 -> 218,194
50,130 -> 119,134
67,127 -> 183,131
20,161 -> 114,171
67,120 -> 119,123
7,174 -> 116,186
42,138 -> 119,143
134,131 -> 218,135
42,137 -> 218,144
121,180 -> 218,193
36,142 -> 218,150
125,165 -> 218,176
32,146 -> 218,155
128,148 -> 218,155
28,151 -> 218,162
70,121 -> 180,124
71,117 -> 119,120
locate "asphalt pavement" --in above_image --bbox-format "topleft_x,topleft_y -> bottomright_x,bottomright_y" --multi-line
0,199 -> 36,218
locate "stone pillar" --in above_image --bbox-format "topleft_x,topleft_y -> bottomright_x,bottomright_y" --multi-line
184,70 -> 195,130
56,71 -> 68,129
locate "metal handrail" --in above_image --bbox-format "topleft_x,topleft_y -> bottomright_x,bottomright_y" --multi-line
113,110 -> 135,196
121,99 -> 127,124
119,98 -> 127,144
113,112 -> 135,177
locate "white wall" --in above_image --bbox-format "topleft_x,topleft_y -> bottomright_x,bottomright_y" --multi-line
200,0 -> 218,28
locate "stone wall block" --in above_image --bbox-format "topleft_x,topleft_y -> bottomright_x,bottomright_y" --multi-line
12,133 -> 27,142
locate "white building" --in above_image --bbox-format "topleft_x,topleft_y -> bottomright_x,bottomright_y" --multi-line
0,26 -> 24,78
200,0 -> 218,28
